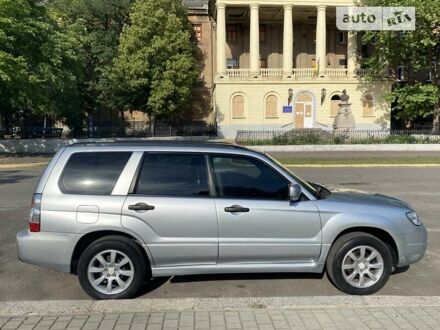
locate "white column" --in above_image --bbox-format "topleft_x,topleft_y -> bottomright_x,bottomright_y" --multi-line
249,3 -> 260,77
347,31 -> 358,77
216,3 -> 227,77
316,5 -> 327,77
283,4 -> 294,77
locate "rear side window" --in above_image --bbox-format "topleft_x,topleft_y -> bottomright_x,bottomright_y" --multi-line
134,153 -> 209,197
59,152 -> 132,195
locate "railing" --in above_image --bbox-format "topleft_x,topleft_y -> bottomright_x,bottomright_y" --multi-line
235,128 -> 440,145
226,69 -> 250,79
223,68 -> 387,80
260,68 -> 283,79
292,68 -> 316,79
325,68 -> 348,78
356,69 -> 385,78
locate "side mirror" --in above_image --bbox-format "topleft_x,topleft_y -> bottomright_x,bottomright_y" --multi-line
289,183 -> 302,202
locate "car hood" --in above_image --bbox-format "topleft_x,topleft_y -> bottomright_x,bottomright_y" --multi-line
326,189 -> 413,209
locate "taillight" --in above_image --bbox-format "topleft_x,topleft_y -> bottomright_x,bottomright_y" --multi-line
29,193 -> 42,232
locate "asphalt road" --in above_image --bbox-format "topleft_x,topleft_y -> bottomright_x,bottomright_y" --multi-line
1,166 -> 439,301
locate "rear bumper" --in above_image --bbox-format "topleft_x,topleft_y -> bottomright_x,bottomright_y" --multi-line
16,230 -> 80,273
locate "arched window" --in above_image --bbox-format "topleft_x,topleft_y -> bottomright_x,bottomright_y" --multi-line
330,94 -> 341,117
265,95 -> 278,118
232,94 -> 245,118
363,94 -> 374,117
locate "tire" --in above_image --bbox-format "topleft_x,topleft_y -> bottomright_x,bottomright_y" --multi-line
326,232 -> 393,295
78,235 -> 148,300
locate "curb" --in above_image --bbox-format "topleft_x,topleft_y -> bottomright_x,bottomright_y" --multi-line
1,296 -> 440,317
286,164 -> 440,168
0,162 -> 48,169
248,144 -> 440,152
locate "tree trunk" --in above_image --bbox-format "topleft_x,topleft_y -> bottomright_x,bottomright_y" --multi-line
149,114 -> 155,137
433,105 -> 440,133
119,110 -> 126,136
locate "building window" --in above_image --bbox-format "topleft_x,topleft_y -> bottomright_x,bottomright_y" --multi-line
363,94 -> 374,117
265,95 -> 278,118
338,32 -> 347,44
260,58 -> 267,69
193,24 -> 202,42
227,58 -> 239,69
232,94 -> 245,118
330,94 -> 341,117
227,24 -> 238,43
260,24 -> 267,42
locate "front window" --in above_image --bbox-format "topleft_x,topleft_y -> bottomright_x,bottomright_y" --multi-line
264,153 -> 318,197
210,155 -> 289,200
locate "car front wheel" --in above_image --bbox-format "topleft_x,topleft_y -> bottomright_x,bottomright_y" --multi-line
78,236 -> 148,300
326,232 -> 393,295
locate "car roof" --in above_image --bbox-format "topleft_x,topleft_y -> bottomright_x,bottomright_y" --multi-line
66,140 -> 255,154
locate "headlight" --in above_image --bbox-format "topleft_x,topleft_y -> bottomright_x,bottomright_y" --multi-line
406,211 -> 422,226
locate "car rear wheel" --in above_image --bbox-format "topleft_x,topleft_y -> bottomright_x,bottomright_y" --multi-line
326,232 -> 393,295
78,236 -> 148,300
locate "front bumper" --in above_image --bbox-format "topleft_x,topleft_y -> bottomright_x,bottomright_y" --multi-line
17,230 -> 80,273
396,225 -> 428,267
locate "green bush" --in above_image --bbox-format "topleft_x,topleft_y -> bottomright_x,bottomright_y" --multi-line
237,132 -> 440,146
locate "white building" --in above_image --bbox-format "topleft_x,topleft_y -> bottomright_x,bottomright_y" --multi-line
210,0 -> 392,138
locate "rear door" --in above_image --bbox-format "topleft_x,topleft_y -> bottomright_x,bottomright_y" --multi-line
210,154 -> 322,264
122,153 -> 218,267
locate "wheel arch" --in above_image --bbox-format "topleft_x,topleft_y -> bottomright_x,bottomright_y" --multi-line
331,227 -> 399,266
70,230 -> 153,274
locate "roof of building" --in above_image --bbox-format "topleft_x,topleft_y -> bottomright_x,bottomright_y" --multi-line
183,0 -> 211,14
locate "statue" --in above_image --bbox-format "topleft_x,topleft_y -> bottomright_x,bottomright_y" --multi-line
333,89 -> 356,130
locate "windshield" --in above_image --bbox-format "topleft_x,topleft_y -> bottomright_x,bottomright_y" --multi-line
264,153 -> 318,197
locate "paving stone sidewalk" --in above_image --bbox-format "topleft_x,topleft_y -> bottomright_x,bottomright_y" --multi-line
1,306 -> 440,330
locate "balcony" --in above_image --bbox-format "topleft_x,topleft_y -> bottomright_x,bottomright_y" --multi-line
220,68 -> 387,81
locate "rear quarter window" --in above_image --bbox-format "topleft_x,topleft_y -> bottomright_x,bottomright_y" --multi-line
59,152 -> 132,195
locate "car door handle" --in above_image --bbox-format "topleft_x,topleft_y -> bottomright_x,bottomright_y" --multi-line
225,205 -> 250,213
128,203 -> 155,211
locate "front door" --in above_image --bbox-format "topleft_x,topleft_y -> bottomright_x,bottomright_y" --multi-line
122,153 -> 218,267
295,103 -> 305,128
295,92 -> 314,128
210,155 -> 322,264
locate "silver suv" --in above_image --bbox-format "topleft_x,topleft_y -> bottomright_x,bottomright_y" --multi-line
17,142 -> 427,299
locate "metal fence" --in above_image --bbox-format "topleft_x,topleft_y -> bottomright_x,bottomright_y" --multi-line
89,121 -> 218,138
1,121 -> 218,139
235,128 -> 440,145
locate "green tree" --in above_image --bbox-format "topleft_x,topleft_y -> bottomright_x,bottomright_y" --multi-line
48,0 -> 133,133
112,0 -> 200,132
363,0 -> 440,127
0,0 -> 80,134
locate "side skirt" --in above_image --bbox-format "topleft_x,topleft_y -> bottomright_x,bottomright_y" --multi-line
151,262 -> 325,277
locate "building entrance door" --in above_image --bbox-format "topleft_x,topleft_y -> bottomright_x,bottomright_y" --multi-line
295,104 -> 305,128
294,92 -> 314,129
